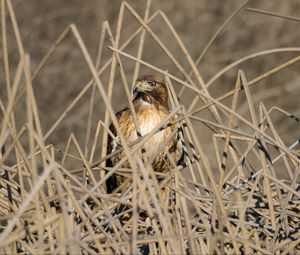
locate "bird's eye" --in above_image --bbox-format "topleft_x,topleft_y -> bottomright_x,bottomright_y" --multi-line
148,81 -> 156,87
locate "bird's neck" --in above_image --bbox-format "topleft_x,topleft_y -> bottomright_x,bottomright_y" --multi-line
134,92 -> 169,110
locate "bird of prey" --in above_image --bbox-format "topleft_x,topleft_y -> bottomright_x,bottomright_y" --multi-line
106,74 -> 183,193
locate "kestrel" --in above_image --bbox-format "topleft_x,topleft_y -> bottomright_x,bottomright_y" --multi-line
106,74 -> 183,193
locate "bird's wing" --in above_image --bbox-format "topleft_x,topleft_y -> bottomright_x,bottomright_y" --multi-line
175,126 -> 185,166
105,107 -> 129,194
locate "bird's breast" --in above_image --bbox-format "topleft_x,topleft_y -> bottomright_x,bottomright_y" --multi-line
130,106 -> 171,159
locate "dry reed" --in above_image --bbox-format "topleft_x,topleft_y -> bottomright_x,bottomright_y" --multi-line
0,0 -> 299,254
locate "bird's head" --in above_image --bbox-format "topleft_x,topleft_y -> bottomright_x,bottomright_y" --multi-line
133,74 -> 169,108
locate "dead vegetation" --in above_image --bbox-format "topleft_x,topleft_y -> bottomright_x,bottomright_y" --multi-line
0,0 -> 300,254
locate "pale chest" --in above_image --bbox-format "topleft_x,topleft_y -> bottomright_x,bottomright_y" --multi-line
129,105 -> 172,158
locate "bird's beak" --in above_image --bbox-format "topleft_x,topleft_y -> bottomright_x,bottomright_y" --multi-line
132,81 -> 146,97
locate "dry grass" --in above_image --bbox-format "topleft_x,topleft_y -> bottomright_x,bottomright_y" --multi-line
0,0 -> 300,254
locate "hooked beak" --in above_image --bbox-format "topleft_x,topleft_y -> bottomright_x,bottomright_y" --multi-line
132,81 -> 145,97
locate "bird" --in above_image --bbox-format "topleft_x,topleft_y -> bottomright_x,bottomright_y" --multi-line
105,74 -> 184,194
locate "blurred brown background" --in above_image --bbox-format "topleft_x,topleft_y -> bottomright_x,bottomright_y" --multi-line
1,0 -> 300,156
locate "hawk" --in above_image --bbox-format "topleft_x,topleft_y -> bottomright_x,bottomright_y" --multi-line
106,74 -> 183,193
